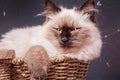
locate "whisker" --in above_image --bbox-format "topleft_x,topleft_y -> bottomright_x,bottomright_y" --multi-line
101,28 -> 120,39
102,41 -> 113,46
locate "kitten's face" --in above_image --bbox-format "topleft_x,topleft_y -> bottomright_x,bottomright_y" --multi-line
43,0 -> 101,54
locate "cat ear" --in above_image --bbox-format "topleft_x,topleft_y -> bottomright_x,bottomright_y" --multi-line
75,0 -> 97,23
45,0 -> 61,15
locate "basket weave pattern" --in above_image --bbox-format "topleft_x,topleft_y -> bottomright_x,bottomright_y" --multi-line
46,58 -> 90,80
0,50 -> 90,80
0,59 -> 12,80
11,60 -> 31,80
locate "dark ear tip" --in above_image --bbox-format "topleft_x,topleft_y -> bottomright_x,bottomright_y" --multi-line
88,0 -> 95,2
77,0 -> 95,11
45,0 -> 53,5
85,0 -> 95,6
45,0 -> 49,2
91,0 -> 95,5
45,0 -> 51,4
45,0 -> 48,3
44,0 -> 61,16
45,0 -> 51,2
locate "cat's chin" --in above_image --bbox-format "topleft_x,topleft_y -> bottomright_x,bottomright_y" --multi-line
56,44 -> 81,54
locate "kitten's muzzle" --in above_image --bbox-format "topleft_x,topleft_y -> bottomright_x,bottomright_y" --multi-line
59,28 -> 71,46
61,37 -> 69,43
59,37 -> 71,46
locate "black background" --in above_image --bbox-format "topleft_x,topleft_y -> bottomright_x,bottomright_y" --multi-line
0,0 -> 120,80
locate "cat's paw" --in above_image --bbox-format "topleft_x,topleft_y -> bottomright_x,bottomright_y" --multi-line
24,45 -> 49,79
30,65 -> 47,80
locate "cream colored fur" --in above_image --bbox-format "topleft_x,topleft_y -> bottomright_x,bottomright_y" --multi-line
0,8 -> 102,61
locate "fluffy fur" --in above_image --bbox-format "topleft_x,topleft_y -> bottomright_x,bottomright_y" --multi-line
42,8 -> 102,60
0,1 -> 102,61
0,0 -> 102,79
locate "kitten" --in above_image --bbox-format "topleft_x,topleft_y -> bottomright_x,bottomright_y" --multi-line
0,0 -> 102,79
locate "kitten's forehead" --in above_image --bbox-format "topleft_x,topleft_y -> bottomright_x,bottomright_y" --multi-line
48,8 -> 91,28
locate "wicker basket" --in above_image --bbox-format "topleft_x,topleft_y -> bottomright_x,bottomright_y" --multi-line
46,58 -> 90,80
0,50 -> 90,80
0,50 -> 15,80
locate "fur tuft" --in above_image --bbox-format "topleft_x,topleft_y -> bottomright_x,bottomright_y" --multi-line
0,0 -> 102,79
0,0 -> 102,61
